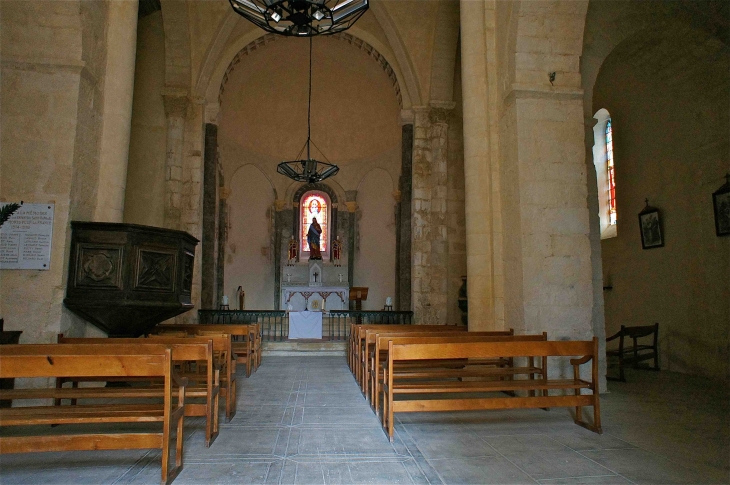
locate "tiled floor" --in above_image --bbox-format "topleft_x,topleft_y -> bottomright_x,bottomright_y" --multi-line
1,356 -> 728,484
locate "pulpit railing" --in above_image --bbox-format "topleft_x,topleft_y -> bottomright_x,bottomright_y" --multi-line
327,310 -> 414,340
198,310 -> 288,341
197,309 -> 414,341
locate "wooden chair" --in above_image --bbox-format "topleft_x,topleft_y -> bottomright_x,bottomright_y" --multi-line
606,323 -> 659,382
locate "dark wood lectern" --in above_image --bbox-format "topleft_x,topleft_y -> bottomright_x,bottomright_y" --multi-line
349,287 -> 369,311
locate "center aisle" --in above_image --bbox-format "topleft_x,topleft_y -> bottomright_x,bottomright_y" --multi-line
176,355 -> 433,484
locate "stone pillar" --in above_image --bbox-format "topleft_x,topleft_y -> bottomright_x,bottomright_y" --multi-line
273,199 -> 287,310
460,0 -> 495,331
411,107 -> 451,324
397,121 -> 414,311
162,90 -> 188,230
216,186 -> 230,307
201,119 -> 218,309
94,0 -> 139,222
345,192 -> 358,290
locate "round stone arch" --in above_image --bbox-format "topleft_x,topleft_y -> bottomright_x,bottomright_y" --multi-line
292,183 -> 340,262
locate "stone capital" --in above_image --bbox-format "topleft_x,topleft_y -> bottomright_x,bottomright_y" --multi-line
400,109 -> 415,125
429,106 -> 453,125
162,88 -> 190,118
205,103 -> 221,125
345,201 -> 358,213
392,190 -> 402,203
219,187 -> 231,200
274,199 -> 287,211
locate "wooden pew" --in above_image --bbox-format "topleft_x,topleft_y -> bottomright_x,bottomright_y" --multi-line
358,328 -> 512,394
0,344 -> 186,485
381,338 -> 602,441
370,332 -> 548,413
350,324 -> 467,381
155,323 -> 257,377
148,332 -> 237,421
57,336 -> 220,446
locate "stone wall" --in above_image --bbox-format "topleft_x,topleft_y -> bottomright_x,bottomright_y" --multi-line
594,26 -> 729,379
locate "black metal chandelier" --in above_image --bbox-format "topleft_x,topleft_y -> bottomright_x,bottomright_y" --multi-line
229,0 -> 368,37
276,38 -> 339,184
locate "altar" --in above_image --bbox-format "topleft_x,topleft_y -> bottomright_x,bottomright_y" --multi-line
288,311 -> 323,339
280,249 -> 349,312
280,285 -> 349,312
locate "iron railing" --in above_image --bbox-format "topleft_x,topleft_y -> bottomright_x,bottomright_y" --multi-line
198,309 -> 414,341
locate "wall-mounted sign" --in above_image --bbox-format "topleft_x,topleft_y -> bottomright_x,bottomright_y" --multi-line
0,203 -> 54,270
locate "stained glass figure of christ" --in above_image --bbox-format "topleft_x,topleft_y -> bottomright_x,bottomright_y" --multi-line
301,193 -> 328,256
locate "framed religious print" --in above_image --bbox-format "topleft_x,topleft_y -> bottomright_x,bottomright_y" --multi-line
712,174 -> 730,237
638,200 -> 663,249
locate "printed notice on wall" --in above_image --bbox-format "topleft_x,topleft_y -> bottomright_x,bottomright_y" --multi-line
0,203 -> 54,270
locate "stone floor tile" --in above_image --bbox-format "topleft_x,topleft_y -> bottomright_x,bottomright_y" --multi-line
227,405 -> 294,426
537,476 -> 634,484
483,434 -> 571,454
549,430 -> 636,452
402,424 -> 498,460
191,427 -> 285,456
579,448 -> 728,484
504,450 -> 614,481
348,460 -> 416,484
288,427 -> 399,456
173,461 -> 273,484
427,456 -> 537,485
298,406 -> 381,425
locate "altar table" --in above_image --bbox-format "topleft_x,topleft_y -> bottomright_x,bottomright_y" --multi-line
288,311 -> 323,339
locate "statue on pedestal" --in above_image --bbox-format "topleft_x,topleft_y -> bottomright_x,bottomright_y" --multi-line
307,217 -> 322,260
287,236 -> 297,265
332,236 -> 342,266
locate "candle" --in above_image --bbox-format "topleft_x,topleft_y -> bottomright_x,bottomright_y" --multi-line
222,295 -> 228,306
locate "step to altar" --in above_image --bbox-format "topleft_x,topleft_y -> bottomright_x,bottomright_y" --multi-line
262,340 -> 346,356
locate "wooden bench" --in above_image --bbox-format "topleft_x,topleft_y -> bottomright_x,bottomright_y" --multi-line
57,336 -> 221,446
155,323 -> 258,377
359,329 -> 514,396
371,333 -> 548,414
147,332 -> 237,421
381,338 -> 602,441
0,343 -> 187,485
349,324 -> 467,380
606,323 -> 659,382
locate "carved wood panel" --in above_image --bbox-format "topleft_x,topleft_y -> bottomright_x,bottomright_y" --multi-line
135,248 -> 176,291
75,245 -> 123,289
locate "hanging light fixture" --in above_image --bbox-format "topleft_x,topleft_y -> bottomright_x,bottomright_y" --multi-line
229,0 -> 368,37
276,38 -> 339,184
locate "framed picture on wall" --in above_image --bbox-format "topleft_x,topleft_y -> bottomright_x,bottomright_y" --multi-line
712,174 -> 730,237
638,201 -> 664,249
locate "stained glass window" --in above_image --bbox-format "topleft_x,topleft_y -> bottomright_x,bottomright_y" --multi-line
301,192 -> 328,254
606,118 -> 617,225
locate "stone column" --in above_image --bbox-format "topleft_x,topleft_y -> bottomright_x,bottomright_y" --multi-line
162,89 -> 189,230
345,192 -> 358,291
94,0 -> 139,222
216,186 -> 230,307
460,0 -> 495,331
397,121 -> 414,311
201,115 -> 219,309
411,107 -> 451,324
273,199 -> 287,310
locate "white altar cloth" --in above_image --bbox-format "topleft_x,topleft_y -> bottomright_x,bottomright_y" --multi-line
288,311 -> 323,339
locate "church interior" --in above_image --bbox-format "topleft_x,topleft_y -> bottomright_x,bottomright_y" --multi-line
0,0 -> 728,483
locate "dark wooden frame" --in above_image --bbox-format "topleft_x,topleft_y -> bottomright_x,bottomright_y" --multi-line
638,203 -> 663,249
712,176 -> 730,237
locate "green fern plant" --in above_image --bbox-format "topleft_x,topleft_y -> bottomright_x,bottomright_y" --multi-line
0,203 -> 22,228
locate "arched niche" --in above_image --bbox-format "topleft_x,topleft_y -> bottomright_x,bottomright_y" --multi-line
292,183 -> 339,263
